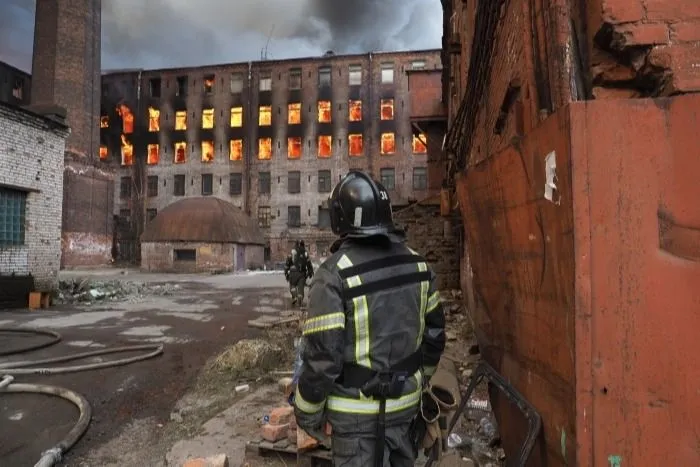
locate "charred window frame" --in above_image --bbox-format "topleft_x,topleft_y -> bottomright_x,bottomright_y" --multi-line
176,76 -> 188,97
146,209 -> 158,222
230,173 -> 243,195
120,176 -> 132,199
288,206 -> 301,228
99,145 -> 108,160
318,170 -> 331,193
258,206 -> 272,228
318,66 -> 331,87
381,62 -> 394,83
201,174 -> 213,196
147,175 -> 159,197
348,65 -> 362,86
149,78 -> 161,98
413,167 -> 427,190
174,175 -> 185,196
100,116 -> 109,128
203,75 -> 215,94
174,249 -> 196,261
288,171 -> 301,194
230,73 -> 244,94
380,168 -> 395,190
259,172 -> 271,194
289,68 -> 302,89
259,71 -> 272,91
412,133 -> 427,154
11,78 -> 23,100
317,206 -> 331,229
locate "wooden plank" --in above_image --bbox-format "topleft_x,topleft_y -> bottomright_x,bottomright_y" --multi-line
246,439 -> 332,461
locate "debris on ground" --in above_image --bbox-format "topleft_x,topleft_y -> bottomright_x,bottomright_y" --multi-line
55,278 -> 180,304
206,339 -> 284,379
182,453 -> 228,467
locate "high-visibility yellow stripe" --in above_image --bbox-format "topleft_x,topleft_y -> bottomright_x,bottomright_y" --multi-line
327,371 -> 423,414
417,262 -> 428,348
294,387 -> 326,413
426,291 -> 441,313
336,254 -> 371,369
337,254 -> 353,270
303,312 -> 345,335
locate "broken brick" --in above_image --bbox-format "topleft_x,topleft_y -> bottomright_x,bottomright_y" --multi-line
269,406 -> 294,425
297,428 -> 320,451
592,87 -> 640,100
261,423 -> 289,442
182,454 -> 229,467
288,427 -> 298,444
612,23 -> 670,48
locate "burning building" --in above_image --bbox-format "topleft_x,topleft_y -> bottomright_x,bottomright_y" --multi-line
100,49 -> 443,262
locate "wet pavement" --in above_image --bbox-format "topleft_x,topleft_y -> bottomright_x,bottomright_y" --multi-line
0,269 -> 288,467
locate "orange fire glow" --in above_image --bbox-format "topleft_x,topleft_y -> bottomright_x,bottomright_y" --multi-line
349,100 -> 362,122
202,109 -> 214,129
348,134 -> 363,156
120,135 -> 133,165
318,101 -> 331,123
147,144 -> 160,164
412,133 -> 427,154
230,139 -> 243,161
201,141 -> 215,162
318,135 -> 332,158
259,106 -> 271,126
380,99 -> 394,120
258,138 -> 272,160
174,142 -> 187,163
380,133 -> 395,155
148,107 -> 160,132
99,145 -> 108,160
288,137 -> 302,159
117,104 -> 134,133
175,111 -> 187,130
230,107 -> 243,127
100,116 -> 109,128
204,76 -> 214,93
288,103 -> 301,125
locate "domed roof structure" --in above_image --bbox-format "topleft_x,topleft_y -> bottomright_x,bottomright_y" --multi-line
141,197 -> 264,245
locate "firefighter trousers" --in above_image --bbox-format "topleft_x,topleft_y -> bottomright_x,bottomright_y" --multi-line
330,421 -> 415,467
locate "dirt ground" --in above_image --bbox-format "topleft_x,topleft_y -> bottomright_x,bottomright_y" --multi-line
0,268 -> 500,467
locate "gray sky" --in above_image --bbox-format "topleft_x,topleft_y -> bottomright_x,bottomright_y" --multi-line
0,0 -> 442,73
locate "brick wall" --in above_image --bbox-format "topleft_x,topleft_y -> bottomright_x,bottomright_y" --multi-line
141,241 -> 264,273
394,201 -> 461,290
0,103 -> 69,290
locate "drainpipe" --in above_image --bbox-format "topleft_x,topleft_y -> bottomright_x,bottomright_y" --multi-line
244,61 -> 252,215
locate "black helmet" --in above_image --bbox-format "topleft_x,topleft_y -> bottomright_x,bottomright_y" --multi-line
299,240 -> 305,248
330,170 -> 394,238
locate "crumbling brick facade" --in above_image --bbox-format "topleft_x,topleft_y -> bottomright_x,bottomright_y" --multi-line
31,0 -> 112,267
100,50 -> 441,263
0,102 -> 69,294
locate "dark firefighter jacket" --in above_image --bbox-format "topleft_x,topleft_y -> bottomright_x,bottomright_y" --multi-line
285,249 -> 313,282
294,232 -> 446,435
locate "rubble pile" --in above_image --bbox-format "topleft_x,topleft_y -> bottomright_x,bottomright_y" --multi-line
55,278 -> 180,304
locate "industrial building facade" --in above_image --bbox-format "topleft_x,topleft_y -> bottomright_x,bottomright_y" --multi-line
99,49 -> 442,262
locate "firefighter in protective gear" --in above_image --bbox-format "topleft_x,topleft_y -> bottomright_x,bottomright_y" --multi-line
285,240 -> 314,306
293,170 -> 446,467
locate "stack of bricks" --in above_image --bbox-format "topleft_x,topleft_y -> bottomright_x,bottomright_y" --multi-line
260,404 -> 332,451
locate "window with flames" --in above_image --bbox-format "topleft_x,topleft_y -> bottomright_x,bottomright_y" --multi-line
349,100 -> 362,122
147,144 -> 160,165
412,133 -> 427,154
230,139 -> 243,161
318,101 -> 331,123
201,141 -> 215,162
120,135 -> 133,166
230,107 -> 243,127
117,104 -> 134,134
100,116 -> 109,128
99,146 -> 108,161
380,133 -> 395,155
175,111 -> 187,130
288,103 -> 301,125
148,107 -> 160,132
202,109 -> 214,129
288,137 -> 302,159
380,99 -> 394,120
174,142 -> 187,164
318,136 -> 332,158
258,138 -> 272,160
259,106 -> 272,126
348,134 -> 363,157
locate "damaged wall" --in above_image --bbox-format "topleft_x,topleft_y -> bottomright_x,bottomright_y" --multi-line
141,241 -> 264,273
0,102 -> 69,290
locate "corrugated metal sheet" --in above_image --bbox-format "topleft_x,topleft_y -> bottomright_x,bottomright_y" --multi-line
141,197 -> 265,245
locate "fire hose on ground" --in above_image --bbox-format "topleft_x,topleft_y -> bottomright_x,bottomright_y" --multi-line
0,327 -> 164,467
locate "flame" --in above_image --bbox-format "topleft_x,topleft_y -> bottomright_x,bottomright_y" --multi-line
204,76 -> 214,92
174,142 -> 187,163
100,116 -> 109,128
230,139 -> 243,161
175,111 -> 187,130
259,106 -> 272,126
380,133 -> 395,155
202,109 -> 214,129
258,137 -> 272,160
412,134 -> 427,154
348,134 -> 363,156
147,144 -> 160,165
230,107 -> 243,127
380,99 -> 394,121
318,101 -> 332,123
201,141 -> 215,162
318,135 -> 332,158
116,104 -> 134,133
148,107 -> 160,132
120,134 -> 133,165
349,100 -> 362,122
288,137 -> 302,159
99,145 -> 108,160
288,103 -> 301,125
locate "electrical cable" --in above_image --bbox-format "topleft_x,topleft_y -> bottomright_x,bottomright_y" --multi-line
0,327 -> 164,467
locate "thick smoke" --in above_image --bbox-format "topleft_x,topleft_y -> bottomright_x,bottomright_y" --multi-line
0,0 -> 441,71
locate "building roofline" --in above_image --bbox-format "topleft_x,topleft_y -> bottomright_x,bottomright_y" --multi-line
100,48 -> 442,76
0,60 -> 31,77
0,100 -> 70,131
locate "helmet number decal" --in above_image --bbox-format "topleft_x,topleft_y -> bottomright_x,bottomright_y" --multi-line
379,190 -> 389,201
353,207 -> 363,227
